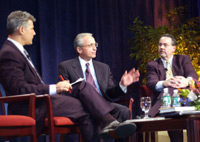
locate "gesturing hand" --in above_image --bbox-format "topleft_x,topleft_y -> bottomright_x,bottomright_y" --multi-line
120,68 -> 140,87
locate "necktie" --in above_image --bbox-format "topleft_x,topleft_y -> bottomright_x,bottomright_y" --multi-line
23,49 -> 44,84
166,61 -> 173,80
85,63 -> 99,93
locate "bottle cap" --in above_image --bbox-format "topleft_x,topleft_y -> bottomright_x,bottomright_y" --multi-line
164,88 -> 168,93
173,89 -> 178,94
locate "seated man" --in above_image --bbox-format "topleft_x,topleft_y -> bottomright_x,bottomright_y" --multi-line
58,33 -> 140,141
146,33 -> 198,142
0,11 -> 139,142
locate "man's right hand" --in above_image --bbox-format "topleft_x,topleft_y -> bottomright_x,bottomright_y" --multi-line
56,80 -> 72,93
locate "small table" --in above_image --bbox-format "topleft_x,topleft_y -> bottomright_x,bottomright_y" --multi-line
125,114 -> 200,142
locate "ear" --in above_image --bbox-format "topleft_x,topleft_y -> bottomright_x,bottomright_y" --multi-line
76,47 -> 82,54
173,46 -> 176,52
18,26 -> 24,34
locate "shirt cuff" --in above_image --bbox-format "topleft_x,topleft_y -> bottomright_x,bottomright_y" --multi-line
49,84 -> 57,95
187,77 -> 193,86
155,81 -> 164,92
119,83 -> 127,93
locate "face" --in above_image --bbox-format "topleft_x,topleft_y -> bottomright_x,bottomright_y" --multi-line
158,37 -> 176,60
21,20 -> 36,45
77,35 -> 97,61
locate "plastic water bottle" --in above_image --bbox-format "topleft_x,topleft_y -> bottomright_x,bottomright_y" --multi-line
172,89 -> 181,107
161,88 -> 171,108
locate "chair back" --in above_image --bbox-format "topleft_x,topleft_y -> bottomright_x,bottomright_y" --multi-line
140,85 -> 153,97
0,84 -> 6,115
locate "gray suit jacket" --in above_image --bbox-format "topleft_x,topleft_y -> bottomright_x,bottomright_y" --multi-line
146,55 -> 198,117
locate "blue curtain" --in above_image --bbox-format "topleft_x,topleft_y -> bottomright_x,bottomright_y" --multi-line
0,0 -> 199,141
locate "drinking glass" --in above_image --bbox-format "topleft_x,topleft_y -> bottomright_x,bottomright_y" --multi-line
140,97 -> 151,119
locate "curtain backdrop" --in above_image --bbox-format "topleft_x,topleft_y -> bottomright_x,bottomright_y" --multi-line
1,0 -> 199,84
0,0 -> 199,141
0,0 -> 199,125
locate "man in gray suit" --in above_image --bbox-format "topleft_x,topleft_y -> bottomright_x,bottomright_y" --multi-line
58,33 -> 140,141
146,34 -> 198,142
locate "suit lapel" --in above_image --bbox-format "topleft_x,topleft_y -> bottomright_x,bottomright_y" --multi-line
93,61 -> 100,84
157,59 -> 166,80
7,40 -> 39,80
171,55 -> 178,76
72,58 -> 84,79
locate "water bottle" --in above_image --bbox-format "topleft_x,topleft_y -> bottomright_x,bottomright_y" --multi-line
172,89 -> 181,107
161,88 -> 171,108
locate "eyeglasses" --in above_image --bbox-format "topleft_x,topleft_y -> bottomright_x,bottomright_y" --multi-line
81,42 -> 98,48
158,43 -> 173,47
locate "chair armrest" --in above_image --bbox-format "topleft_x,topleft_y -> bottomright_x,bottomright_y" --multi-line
129,98 -> 134,119
0,93 -> 36,118
36,94 -> 54,135
115,98 -> 134,119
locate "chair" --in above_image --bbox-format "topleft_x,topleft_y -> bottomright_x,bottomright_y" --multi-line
140,85 -> 153,97
0,92 -> 37,142
40,94 -> 134,142
115,97 -> 134,142
37,94 -> 82,142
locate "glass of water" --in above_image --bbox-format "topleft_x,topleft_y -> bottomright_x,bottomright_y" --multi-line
140,97 -> 151,119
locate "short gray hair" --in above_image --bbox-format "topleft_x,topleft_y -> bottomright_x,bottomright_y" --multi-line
73,33 -> 93,50
7,10 -> 36,35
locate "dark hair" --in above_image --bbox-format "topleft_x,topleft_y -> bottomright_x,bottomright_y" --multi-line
160,34 -> 177,46
7,10 -> 36,35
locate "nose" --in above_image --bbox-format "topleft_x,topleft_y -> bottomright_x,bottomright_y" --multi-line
93,46 -> 97,51
159,44 -> 165,49
33,30 -> 36,36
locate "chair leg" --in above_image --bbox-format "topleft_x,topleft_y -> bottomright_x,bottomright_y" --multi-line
78,133 -> 82,142
60,134 -> 65,142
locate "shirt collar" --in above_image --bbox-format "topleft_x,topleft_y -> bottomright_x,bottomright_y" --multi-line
161,55 -> 173,68
78,56 -> 93,69
7,38 -> 26,56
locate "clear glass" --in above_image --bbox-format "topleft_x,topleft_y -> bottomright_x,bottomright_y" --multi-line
140,97 -> 151,119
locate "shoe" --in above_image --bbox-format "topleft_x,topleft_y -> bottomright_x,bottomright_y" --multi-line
100,120 -> 137,140
100,120 -> 120,140
115,121 -> 137,138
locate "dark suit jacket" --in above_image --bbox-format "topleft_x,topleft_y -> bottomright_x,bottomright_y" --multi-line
0,40 -> 49,97
58,57 -> 125,101
0,41 -> 100,139
146,55 -> 198,117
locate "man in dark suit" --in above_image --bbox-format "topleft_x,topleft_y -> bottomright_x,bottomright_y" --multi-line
0,11 -> 111,142
146,34 -> 198,142
58,33 -> 140,141
0,11 -> 139,142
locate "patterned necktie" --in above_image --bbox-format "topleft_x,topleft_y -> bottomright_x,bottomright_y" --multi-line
24,49 -> 44,84
166,61 -> 173,80
24,49 -> 32,61
85,63 -> 99,93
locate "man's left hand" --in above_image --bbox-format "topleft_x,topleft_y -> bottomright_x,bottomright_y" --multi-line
170,76 -> 189,88
120,68 -> 140,87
